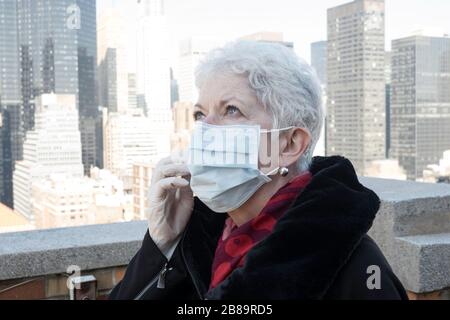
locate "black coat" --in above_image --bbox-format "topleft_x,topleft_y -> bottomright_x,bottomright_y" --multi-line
109,156 -> 408,300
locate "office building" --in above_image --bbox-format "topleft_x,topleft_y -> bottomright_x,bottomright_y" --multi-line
327,0 -> 386,175
103,108 -> 158,190
311,41 -> 327,87
240,31 -> 294,49
136,0 -> 173,158
97,7 -> 130,113
17,0 -> 99,174
0,0 -> 24,207
13,94 -> 84,222
390,35 -> 450,180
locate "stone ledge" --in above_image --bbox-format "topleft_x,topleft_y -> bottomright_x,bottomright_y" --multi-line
0,221 -> 148,281
360,177 -> 450,202
0,177 -> 449,295
361,177 -> 450,294
396,233 -> 450,292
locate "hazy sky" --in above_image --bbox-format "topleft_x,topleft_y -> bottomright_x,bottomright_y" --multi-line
98,0 -> 450,72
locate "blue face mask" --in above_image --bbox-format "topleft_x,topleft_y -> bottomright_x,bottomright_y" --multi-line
187,121 -> 293,213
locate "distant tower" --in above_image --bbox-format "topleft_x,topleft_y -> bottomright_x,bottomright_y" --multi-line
311,41 -> 327,87
97,7 -> 130,113
385,51 -> 392,159
16,0 -> 99,174
311,40 -> 328,157
390,35 -> 450,180
13,94 -> 84,223
178,37 -> 222,104
135,0 -> 173,159
327,0 -> 386,175
0,0 -> 23,207
103,108 -> 158,190
239,31 -> 294,49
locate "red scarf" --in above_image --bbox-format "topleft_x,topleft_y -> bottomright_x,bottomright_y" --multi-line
209,171 -> 313,290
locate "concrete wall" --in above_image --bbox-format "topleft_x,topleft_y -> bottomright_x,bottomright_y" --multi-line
0,177 -> 449,299
361,177 -> 450,295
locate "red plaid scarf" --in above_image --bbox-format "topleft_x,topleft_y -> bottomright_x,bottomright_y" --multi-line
208,171 -> 313,290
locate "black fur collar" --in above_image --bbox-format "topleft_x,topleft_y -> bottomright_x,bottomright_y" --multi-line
183,156 -> 380,299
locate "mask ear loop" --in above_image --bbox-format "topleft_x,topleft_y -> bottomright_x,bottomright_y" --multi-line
264,166 -> 290,177
265,166 -> 281,176
260,126 -> 295,134
260,126 -> 295,177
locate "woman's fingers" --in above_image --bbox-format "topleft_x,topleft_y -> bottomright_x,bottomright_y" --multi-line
156,156 -> 174,167
170,149 -> 189,164
153,155 -> 190,181
160,177 -> 190,189
159,164 -> 190,179
155,177 -> 190,200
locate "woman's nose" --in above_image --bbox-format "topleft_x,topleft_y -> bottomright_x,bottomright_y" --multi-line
203,114 -> 221,126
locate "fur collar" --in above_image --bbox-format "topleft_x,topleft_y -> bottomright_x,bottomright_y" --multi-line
182,156 -> 380,299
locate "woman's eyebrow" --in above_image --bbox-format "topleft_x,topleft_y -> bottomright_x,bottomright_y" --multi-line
219,96 -> 247,107
194,103 -> 205,110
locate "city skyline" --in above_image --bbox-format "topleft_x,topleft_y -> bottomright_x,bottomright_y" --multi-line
1,0 -> 450,231
98,0 -> 450,71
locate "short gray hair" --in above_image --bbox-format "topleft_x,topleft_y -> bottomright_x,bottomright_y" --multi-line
195,40 -> 324,172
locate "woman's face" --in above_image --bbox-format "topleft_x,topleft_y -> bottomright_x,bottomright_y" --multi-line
194,72 -> 273,130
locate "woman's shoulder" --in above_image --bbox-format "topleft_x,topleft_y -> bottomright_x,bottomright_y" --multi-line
324,235 -> 409,300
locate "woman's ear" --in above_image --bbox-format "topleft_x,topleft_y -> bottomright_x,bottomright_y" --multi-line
279,128 -> 311,168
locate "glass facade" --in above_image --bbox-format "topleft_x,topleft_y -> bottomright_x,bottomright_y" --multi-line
326,0 -> 386,175
16,0 -> 99,174
0,0 -> 23,207
311,41 -> 327,87
1,0 -> 99,208
0,0 -> 21,103
391,36 -> 450,179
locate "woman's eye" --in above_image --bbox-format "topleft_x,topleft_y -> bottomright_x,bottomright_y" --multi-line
193,111 -> 206,121
225,105 -> 241,116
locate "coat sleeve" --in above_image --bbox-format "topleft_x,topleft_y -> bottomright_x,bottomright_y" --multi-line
324,236 -> 409,300
108,230 -> 197,300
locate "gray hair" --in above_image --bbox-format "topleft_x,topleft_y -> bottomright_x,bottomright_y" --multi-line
195,40 -> 324,172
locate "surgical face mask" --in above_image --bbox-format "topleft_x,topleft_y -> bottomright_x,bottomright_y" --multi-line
187,121 -> 293,213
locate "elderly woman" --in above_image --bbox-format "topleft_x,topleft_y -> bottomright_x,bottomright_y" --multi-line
109,41 -> 407,300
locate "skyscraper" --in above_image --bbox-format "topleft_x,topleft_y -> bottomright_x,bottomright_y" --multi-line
136,0 -> 173,159
178,37 -> 221,104
103,108 -> 158,190
13,94 -> 84,222
385,51 -> 392,158
240,31 -> 294,49
128,73 -> 138,109
0,106 -> 23,208
0,0 -> 23,207
311,41 -> 327,87
170,68 -> 179,108
171,101 -> 195,152
97,7 -> 129,113
16,0 -> 99,175
0,1 -> 21,105
311,40 -> 328,157
136,0 -> 170,111
390,35 -> 450,180
327,0 -> 386,175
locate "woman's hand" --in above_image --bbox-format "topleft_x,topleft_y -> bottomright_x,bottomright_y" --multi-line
147,154 -> 194,254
